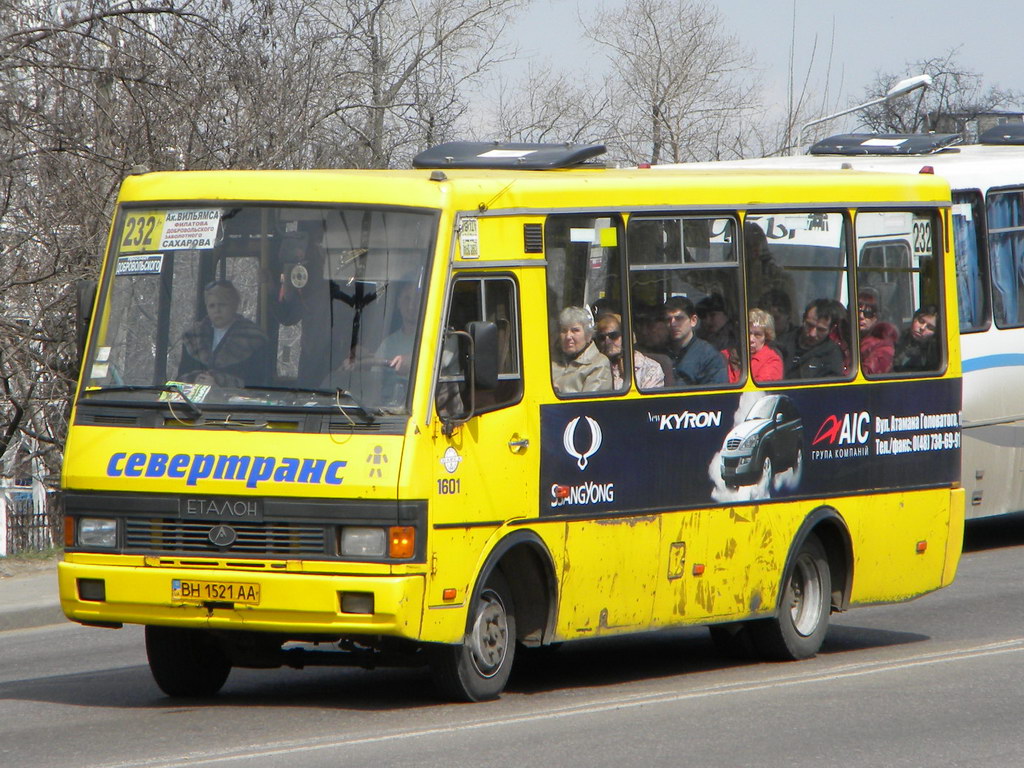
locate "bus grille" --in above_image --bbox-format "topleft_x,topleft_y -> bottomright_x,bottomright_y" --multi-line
124,518 -> 327,555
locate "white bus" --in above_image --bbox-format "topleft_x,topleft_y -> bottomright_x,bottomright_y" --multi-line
664,124 -> 1024,519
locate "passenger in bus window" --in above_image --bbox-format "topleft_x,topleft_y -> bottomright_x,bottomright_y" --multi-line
857,288 -> 897,375
179,279 -> 270,387
744,221 -> 794,303
696,293 -> 739,353
551,306 -> 613,394
893,305 -> 940,372
825,299 -> 852,374
633,305 -> 675,381
595,313 -> 665,390
662,297 -> 727,386
758,288 -> 795,340
748,308 -> 783,383
779,299 -> 845,379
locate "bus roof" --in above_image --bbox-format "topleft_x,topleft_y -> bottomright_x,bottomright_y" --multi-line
659,135 -> 1024,195
117,163 -> 951,213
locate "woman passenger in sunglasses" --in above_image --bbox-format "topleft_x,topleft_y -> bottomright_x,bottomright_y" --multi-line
595,313 -> 665,391
857,287 -> 898,375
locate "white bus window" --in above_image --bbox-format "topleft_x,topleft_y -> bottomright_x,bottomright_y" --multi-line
953,191 -> 989,333
987,189 -> 1024,329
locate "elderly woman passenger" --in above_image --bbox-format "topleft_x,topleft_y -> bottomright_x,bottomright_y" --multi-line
595,313 -> 664,390
551,306 -> 613,394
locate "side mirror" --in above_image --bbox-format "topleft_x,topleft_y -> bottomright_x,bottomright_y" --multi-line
467,320 -> 499,390
76,279 -> 97,364
775,412 -> 785,424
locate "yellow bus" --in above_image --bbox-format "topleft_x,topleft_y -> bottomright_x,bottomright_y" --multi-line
59,143 -> 964,701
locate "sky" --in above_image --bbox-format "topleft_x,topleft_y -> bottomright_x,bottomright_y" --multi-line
504,0 -> 1024,129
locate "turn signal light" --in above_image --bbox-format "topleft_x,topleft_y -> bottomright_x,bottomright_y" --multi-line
916,540 -> 928,554
389,526 -> 415,558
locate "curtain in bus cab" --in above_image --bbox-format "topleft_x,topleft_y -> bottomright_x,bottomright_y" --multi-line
988,192 -> 1024,326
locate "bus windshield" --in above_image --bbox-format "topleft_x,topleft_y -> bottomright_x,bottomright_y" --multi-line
81,204 -> 437,414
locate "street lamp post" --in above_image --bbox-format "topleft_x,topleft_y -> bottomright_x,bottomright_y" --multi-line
793,74 -> 933,154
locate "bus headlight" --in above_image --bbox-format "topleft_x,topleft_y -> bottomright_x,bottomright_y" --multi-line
78,517 -> 118,548
340,527 -> 387,557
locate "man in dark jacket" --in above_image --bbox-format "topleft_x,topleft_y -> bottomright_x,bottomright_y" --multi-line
179,279 -> 270,387
779,298 -> 845,379
663,296 -> 727,385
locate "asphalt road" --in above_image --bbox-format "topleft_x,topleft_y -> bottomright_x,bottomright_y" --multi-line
3,515 -> 1024,768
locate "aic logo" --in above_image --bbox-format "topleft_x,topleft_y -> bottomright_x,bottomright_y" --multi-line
812,411 -> 870,446
563,416 -> 602,470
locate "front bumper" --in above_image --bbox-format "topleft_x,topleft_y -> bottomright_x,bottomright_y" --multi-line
720,453 -> 758,485
58,560 -> 425,639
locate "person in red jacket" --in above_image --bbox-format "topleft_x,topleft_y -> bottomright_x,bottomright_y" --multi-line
857,288 -> 897,375
748,307 -> 783,383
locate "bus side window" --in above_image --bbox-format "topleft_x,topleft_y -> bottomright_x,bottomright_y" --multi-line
952,191 -> 989,333
855,210 -> 944,376
987,189 -> 1024,329
436,276 -> 522,417
545,215 -> 626,395
746,212 -> 853,382
627,215 -> 741,389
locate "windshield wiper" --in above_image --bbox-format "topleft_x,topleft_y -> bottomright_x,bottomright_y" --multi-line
243,385 -> 378,424
85,384 -> 203,420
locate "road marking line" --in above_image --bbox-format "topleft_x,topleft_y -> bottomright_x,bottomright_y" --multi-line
93,637 -> 1024,768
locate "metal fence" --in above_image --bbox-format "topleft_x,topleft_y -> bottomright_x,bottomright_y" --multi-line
1,485 -> 60,556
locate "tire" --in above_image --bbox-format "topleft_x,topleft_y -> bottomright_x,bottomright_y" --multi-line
145,626 -> 231,698
751,533 -> 831,661
430,570 -> 516,702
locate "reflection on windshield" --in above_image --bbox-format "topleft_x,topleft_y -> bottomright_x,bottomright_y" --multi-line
83,204 -> 437,414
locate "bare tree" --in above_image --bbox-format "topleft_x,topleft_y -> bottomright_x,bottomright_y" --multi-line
582,0 -> 760,165
858,50 -> 1023,135
482,63 -> 611,145
312,0 -> 525,169
0,0 -> 528,536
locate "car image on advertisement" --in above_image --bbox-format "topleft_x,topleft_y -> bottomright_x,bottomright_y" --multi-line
720,394 -> 804,491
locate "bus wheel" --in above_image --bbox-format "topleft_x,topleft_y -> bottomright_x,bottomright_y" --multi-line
430,571 -> 516,702
752,533 -> 831,660
145,626 -> 231,697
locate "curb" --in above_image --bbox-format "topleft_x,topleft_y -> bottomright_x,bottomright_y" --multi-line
0,602 -> 65,632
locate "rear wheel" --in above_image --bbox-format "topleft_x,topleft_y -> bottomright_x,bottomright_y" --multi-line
751,533 -> 831,660
430,570 -> 516,702
145,626 -> 231,698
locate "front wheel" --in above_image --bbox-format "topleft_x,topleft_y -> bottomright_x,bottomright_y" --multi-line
145,626 -> 231,697
430,570 -> 516,702
751,533 -> 831,660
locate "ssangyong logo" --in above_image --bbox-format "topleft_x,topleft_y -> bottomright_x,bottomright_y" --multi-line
553,415 -> 613,509
563,416 -> 602,470
813,411 -> 870,446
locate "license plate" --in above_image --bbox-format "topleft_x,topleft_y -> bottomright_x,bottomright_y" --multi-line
171,579 -> 260,605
